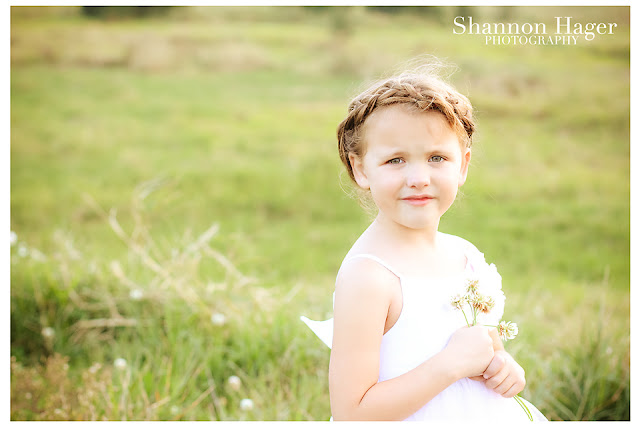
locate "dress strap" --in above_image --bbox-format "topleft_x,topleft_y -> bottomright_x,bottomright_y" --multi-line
344,254 -> 402,278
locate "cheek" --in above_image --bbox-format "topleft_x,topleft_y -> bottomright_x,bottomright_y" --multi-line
435,167 -> 463,193
369,173 -> 402,198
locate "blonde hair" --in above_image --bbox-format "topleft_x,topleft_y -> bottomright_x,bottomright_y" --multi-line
336,62 -> 476,184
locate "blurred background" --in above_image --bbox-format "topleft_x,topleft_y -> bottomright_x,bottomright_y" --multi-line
10,5 -> 629,421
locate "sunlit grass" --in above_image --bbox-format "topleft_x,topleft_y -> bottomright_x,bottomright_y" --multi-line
10,5 -> 629,421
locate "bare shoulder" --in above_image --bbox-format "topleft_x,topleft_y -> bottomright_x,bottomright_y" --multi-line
331,256 -> 399,356
334,256 -> 399,305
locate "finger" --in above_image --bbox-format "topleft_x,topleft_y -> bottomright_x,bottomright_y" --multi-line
485,367 -> 509,390
493,375 -> 516,395
483,352 -> 505,379
501,380 -> 524,398
503,375 -> 525,397
488,328 -> 502,349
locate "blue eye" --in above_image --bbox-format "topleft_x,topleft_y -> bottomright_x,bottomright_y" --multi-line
387,158 -> 404,165
429,155 -> 445,163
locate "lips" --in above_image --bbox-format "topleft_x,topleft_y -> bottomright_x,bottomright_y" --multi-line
402,195 -> 434,206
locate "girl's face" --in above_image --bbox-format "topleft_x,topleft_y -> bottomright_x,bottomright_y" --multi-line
349,105 -> 471,232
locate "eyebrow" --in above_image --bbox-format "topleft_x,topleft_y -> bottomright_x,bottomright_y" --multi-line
374,148 -> 407,160
376,145 -> 456,157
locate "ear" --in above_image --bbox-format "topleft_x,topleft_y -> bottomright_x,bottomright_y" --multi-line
458,148 -> 471,187
349,152 -> 370,190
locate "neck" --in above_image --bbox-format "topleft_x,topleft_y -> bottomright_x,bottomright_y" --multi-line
371,214 -> 440,251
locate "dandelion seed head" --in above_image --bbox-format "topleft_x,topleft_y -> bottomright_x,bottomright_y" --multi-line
211,312 -> 226,326
41,327 -> 55,339
17,244 -> 29,258
240,398 -> 254,411
10,231 -> 17,246
468,293 -> 481,308
88,363 -> 102,374
29,248 -> 47,262
466,279 -> 479,295
170,405 -> 180,415
114,358 -> 128,370
497,321 -> 518,341
472,294 -> 495,314
129,289 -> 143,300
227,375 -> 242,390
450,294 -> 466,310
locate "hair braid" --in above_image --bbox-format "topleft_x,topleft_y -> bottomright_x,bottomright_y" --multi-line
337,72 -> 476,183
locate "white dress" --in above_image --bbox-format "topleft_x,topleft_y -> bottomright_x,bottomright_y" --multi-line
301,232 -> 547,422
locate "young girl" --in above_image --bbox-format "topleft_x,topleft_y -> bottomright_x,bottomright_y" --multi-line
301,64 -> 547,421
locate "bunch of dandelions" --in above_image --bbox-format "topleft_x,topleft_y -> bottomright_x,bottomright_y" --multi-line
451,279 -> 518,341
451,277 -> 531,421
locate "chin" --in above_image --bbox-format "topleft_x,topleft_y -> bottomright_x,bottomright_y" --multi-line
400,219 -> 437,231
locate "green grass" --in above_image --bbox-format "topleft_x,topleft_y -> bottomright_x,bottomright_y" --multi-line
10,6 -> 629,421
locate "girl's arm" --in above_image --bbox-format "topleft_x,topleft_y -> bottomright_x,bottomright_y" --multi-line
329,259 -> 495,421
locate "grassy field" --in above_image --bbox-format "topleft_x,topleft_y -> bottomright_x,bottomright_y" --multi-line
10,6 -> 630,421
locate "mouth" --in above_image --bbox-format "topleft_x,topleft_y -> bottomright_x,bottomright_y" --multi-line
402,195 -> 434,206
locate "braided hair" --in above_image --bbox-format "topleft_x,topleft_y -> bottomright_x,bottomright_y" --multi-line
337,71 -> 475,183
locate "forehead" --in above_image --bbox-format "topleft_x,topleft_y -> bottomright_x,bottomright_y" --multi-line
362,104 -> 461,152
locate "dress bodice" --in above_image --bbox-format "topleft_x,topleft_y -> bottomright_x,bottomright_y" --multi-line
301,233 -> 547,421
344,234 -> 505,386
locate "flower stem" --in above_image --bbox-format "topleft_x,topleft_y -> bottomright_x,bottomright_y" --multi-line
514,395 -> 533,421
466,302 -> 477,326
461,310 -> 470,327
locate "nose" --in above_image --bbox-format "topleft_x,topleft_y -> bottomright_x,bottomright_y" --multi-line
406,163 -> 430,188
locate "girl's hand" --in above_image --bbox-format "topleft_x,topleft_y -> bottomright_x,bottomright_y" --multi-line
472,350 -> 526,398
443,325 -> 495,380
